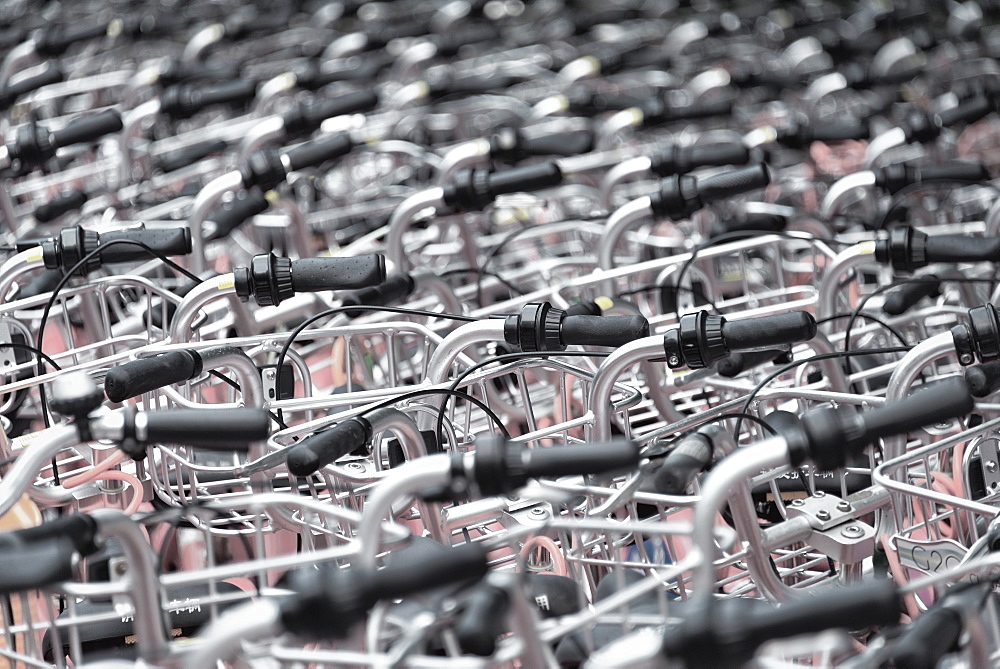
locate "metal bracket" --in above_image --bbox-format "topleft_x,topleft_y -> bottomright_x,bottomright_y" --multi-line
786,492 -> 876,564
977,437 -> 1000,494
0,321 -> 19,371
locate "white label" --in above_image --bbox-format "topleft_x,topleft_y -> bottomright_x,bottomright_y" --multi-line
893,536 -> 967,574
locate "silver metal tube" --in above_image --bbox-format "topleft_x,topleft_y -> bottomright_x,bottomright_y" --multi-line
356,454 -> 453,569
185,599 -> 283,669
418,320 -> 506,431
0,40 -> 36,84
168,273 -> 236,342
503,575 -> 560,667
253,73 -> 297,116
816,242 -> 879,324
760,514 -> 814,551
596,109 -> 642,151
598,156 -> 652,213
237,115 -> 286,165
366,407 -> 446,543
985,196 -> 1000,237
413,270 -> 463,315
92,509 -> 170,661
864,127 -> 907,170
441,497 -> 506,533
0,177 -> 16,230
808,330 -> 851,393
118,99 -> 160,186
0,246 -> 45,301
385,187 -> 446,272
324,32 -> 367,60
182,24 -> 224,64
881,331 -> 956,463
691,438 -> 790,602
819,171 -> 876,221
271,195 -> 312,260
435,139 -> 490,186
597,195 -> 655,273
589,337 -> 665,442
189,171 -> 245,274
393,41 -> 438,82
0,425 -> 77,518
198,346 -> 266,408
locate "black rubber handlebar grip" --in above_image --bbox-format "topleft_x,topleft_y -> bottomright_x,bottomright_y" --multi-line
650,143 -> 750,177
160,79 -> 257,119
522,440 -> 640,479
49,109 -> 123,149
652,97 -> 735,124
454,584 -> 510,656
283,133 -> 353,172
99,227 -> 193,264
281,543 -> 488,639
883,277 -> 940,315
0,515 -> 99,593
340,272 -> 416,317
104,350 -> 201,402
520,130 -> 595,157
18,268 -> 62,299
35,21 -> 110,57
282,91 -> 378,136
861,377 -> 974,441
697,164 -> 771,203
207,190 -> 269,240
433,22 -> 501,56
664,581 -> 899,666
141,408 -> 270,449
687,142 -> 752,169
0,62 -> 63,110
0,537 -> 78,592
158,58 -> 241,87
12,514 -> 99,554
444,162 -> 564,211
875,162 -> 990,195
290,254 -> 386,292
286,417 -> 373,476
654,432 -> 712,495
369,542 -> 489,601
155,139 -> 227,174
807,122 -> 871,143
710,211 -> 788,237
926,235 -> 1000,264
721,311 -> 817,351
429,73 -> 515,98
33,188 -> 87,223
886,605 -> 963,669
777,121 -> 871,149
489,161 -> 564,196
561,315 -> 650,347
966,361 -> 1000,397
936,94 -> 993,129
740,580 -> 900,649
